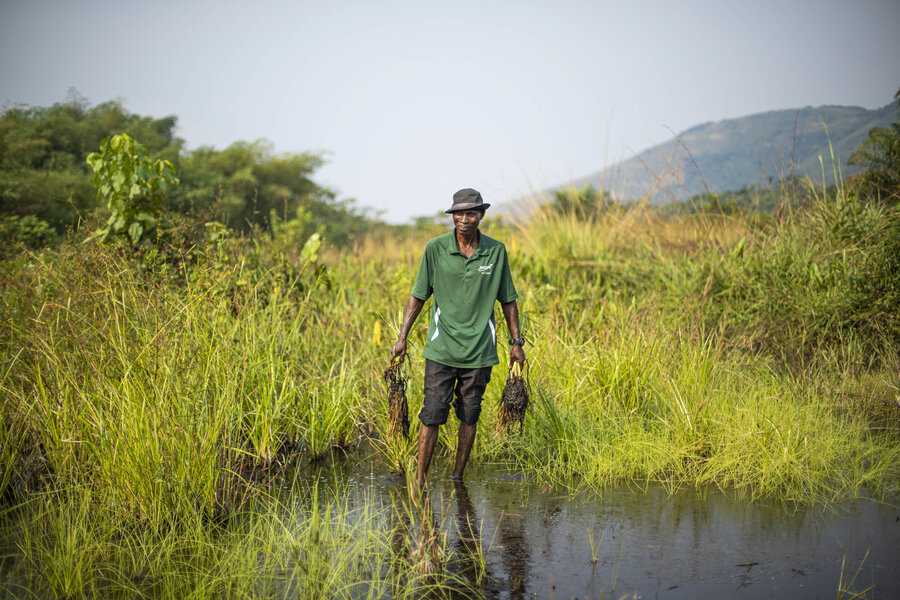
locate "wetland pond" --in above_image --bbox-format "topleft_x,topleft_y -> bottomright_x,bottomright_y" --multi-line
310,457 -> 899,599
2,456 -> 898,599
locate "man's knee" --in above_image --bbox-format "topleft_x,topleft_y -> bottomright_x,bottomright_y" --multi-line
419,397 -> 451,426
454,402 -> 482,425
452,365 -> 491,425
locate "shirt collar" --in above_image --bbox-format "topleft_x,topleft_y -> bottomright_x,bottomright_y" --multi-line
448,229 -> 483,256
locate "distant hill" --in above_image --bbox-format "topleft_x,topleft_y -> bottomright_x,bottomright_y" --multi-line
569,103 -> 898,203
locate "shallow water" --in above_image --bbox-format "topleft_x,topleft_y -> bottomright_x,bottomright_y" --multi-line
311,458 -> 900,600
3,456 -> 897,599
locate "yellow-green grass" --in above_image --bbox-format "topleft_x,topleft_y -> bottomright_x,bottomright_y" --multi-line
1,181 -> 898,522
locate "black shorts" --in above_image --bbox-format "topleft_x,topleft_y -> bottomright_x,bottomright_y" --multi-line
419,359 -> 493,426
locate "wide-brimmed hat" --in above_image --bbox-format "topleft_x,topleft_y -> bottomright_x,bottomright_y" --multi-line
445,188 -> 491,214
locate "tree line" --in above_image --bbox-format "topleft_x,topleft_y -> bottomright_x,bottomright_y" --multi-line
0,92 -> 375,248
2,89 -> 898,250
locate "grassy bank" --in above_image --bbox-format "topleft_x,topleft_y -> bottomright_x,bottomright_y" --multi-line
481,188 -> 900,504
1,183 -> 899,596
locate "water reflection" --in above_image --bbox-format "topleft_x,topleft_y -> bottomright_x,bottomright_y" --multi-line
318,461 -> 900,599
386,486 -> 444,593
385,479 -> 534,598
491,486 -> 530,599
450,481 -> 485,588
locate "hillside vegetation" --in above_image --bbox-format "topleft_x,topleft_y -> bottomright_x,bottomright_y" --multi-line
575,103 -> 897,203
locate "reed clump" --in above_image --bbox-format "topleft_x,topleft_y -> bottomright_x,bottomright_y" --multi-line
0,235 -> 359,525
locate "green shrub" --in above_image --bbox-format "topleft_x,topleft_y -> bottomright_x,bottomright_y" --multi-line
0,215 -> 56,254
86,133 -> 178,244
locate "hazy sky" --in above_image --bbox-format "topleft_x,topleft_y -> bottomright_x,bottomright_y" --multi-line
2,0 -> 899,222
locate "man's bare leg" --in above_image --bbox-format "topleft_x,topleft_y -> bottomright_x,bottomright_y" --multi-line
451,422 -> 477,480
416,425 -> 440,487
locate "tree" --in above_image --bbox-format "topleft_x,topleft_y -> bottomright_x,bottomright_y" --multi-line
1,95 -> 375,247
547,184 -> 612,218
87,133 -> 178,244
0,92 -> 182,228
848,88 -> 900,203
173,140 -> 326,230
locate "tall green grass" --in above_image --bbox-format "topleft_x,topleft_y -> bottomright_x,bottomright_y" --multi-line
3,183 -> 899,510
1,175 -> 899,594
471,182 -> 900,504
0,244 -> 361,524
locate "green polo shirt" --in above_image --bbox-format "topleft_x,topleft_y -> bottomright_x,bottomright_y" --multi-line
410,230 -> 518,368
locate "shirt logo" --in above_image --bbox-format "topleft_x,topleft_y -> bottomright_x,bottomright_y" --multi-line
477,263 -> 494,275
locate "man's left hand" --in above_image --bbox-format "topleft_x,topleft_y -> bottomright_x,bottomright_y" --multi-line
509,344 -> 525,367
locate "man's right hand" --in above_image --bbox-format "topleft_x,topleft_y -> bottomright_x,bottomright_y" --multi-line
391,339 -> 407,362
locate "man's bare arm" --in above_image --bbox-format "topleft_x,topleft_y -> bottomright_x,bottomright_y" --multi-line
391,295 -> 426,361
501,300 -> 525,366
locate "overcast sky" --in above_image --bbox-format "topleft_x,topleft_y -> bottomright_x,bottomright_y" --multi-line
2,0 -> 898,222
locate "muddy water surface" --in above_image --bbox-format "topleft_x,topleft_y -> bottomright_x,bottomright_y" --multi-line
314,458 -> 900,600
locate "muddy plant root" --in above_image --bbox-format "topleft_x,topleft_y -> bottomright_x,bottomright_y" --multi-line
498,361 -> 529,435
383,359 -> 410,440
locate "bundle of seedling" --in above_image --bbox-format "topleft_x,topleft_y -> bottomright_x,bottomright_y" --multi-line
383,357 -> 410,440
498,360 -> 529,434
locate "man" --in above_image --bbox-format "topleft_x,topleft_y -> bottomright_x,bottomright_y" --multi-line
391,188 -> 525,487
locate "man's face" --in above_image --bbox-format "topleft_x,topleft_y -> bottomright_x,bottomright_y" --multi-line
452,209 -> 484,234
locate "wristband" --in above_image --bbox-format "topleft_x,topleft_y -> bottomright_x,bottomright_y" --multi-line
509,337 -> 525,346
